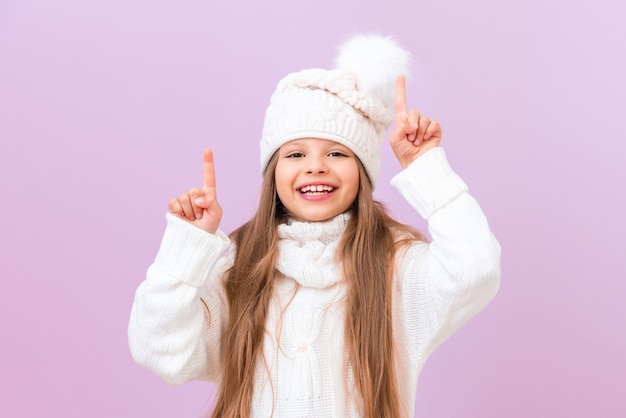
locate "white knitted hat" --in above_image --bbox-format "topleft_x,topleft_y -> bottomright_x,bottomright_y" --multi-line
260,34 -> 410,187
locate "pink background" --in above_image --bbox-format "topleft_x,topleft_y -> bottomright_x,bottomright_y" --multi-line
1,0 -> 625,416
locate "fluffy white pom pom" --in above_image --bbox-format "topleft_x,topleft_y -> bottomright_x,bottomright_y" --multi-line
335,34 -> 410,109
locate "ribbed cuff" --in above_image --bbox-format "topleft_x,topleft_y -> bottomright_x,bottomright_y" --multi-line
390,148 -> 468,219
153,213 -> 231,287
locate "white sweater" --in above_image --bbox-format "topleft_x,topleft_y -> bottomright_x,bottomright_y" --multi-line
128,148 -> 501,417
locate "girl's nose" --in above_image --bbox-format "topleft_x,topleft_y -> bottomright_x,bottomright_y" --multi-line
305,156 -> 328,174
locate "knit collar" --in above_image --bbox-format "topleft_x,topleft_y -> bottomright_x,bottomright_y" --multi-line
276,212 -> 351,289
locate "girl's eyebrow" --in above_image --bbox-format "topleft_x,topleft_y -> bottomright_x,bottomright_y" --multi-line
281,140 -> 352,154
329,145 -> 353,154
283,139 -> 307,147
280,144 -> 304,153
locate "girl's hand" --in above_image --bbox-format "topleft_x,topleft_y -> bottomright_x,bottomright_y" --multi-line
388,75 -> 443,169
167,148 -> 223,234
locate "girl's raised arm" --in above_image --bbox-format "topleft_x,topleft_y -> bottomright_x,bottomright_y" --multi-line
389,77 -> 500,364
129,147 -> 232,384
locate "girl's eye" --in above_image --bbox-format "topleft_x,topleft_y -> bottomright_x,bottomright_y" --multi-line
329,151 -> 348,157
286,152 -> 304,158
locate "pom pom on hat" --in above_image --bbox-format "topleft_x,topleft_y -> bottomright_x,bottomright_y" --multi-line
335,34 -> 410,112
260,34 -> 410,188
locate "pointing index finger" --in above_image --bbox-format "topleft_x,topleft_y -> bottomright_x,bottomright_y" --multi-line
395,75 -> 408,116
203,148 -> 217,195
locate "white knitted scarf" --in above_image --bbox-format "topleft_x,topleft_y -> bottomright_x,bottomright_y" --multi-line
276,213 -> 351,289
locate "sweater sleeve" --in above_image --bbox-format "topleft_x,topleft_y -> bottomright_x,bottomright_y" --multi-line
128,213 -> 234,384
390,147 -> 501,367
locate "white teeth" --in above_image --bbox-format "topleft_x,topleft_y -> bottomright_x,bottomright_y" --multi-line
299,185 -> 334,193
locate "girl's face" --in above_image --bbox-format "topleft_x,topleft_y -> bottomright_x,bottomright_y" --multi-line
275,138 -> 360,222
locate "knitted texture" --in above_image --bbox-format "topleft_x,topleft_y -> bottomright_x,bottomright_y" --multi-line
276,211 -> 350,289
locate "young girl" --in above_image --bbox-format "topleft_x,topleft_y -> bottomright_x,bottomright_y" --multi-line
129,35 -> 501,418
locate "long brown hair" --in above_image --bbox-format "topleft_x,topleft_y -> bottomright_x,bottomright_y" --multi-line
211,152 -> 424,418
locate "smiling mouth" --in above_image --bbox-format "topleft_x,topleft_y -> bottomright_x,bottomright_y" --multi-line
299,185 -> 335,195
